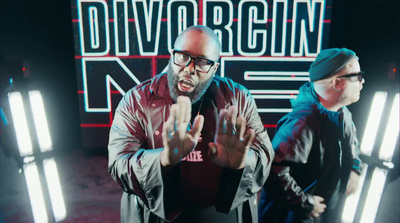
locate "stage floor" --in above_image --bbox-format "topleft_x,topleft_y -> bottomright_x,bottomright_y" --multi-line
0,149 -> 121,223
1,149 -> 398,223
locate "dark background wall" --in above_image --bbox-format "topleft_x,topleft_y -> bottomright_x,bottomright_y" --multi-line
0,0 -> 81,152
0,0 -> 398,166
1,0 -> 399,178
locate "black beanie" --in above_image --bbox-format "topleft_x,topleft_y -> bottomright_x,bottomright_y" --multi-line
308,48 -> 357,82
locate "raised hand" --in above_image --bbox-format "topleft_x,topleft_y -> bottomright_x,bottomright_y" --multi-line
160,96 -> 204,167
208,106 -> 255,169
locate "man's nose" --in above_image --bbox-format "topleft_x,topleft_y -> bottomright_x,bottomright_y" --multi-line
184,60 -> 196,74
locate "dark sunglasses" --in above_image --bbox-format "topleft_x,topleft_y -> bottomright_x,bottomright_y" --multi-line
339,71 -> 365,82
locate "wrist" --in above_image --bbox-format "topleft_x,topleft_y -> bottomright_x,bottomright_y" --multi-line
160,149 -> 177,175
160,149 -> 170,167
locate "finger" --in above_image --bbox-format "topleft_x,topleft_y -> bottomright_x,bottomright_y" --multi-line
236,116 -> 246,140
314,196 -> 324,203
163,121 -> 174,139
163,108 -> 176,148
216,109 -> 228,135
177,96 -> 191,124
242,128 -> 255,147
191,115 -> 204,140
176,96 -> 191,139
162,123 -> 171,148
230,106 -> 238,125
226,107 -> 235,136
165,104 -> 177,133
208,142 -> 218,161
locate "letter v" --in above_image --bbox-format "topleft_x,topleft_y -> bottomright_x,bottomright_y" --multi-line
132,0 -> 163,56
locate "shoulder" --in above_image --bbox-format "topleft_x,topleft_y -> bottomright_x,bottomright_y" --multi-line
118,73 -> 167,112
211,75 -> 252,102
213,75 -> 249,92
275,108 -> 320,140
288,106 -> 319,123
272,113 -> 316,155
123,73 -> 167,102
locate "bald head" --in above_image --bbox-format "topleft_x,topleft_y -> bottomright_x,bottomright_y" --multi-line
173,25 -> 221,60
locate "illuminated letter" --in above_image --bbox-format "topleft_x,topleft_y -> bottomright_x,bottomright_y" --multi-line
78,0 -> 110,56
271,0 -> 288,56
238,0 -> 268,56
167,0 -> 198,53
290,0 -> 325,57
132,0 -> 163,56
203,0 -> 233,56
114,0 -> 129,56
82,58 -> 141,112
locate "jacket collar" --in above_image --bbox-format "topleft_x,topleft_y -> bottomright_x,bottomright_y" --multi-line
149,73 -> 170,100
293,82 -> 344,128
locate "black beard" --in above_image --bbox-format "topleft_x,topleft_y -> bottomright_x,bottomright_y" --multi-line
167,64 -> 213,104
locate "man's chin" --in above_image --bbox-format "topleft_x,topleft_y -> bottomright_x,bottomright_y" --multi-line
350,95 -> 361,104
177,88 -> 195,96
177,92 -> 191,98
170,87 -> 193,102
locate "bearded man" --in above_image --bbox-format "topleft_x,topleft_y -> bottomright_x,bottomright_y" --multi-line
108,25 -> 274,223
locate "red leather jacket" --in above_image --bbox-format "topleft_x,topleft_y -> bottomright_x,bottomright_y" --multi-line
108,73 -> 274,223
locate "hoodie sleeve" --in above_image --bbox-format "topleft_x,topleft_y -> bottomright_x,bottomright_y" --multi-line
342,107 -> 363,175
268,115 -> 316,215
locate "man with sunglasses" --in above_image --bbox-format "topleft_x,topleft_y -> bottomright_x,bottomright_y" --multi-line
108,25 -> 274,223
259,48 -> 364,223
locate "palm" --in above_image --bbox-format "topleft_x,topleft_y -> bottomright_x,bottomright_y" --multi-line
213,133 -> 248,169
161,96 -> 204,167
209,107 -> 255,169
166,129 -> 198,164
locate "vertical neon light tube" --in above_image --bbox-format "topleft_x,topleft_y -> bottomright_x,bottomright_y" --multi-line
24,163 -> 49,223
29,91 -> 52,152
8,92 -> 34,156
378,94 -> 400,161
359,91 -> 388,156
341,91 -> 387,223
9,92 -> 49,222
29,90 -> 67,221
43,158 -> 67,222
360,94 -> 399,223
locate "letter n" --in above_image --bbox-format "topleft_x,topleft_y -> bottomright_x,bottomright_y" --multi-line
82,58 -> 141,112
290,0 -> 325,57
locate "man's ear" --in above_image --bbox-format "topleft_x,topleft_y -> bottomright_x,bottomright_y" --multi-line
332,77 -> 341,92
213,62 -> 220,73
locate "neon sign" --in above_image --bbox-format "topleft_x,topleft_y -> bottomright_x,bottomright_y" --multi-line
71,0 -> 332,148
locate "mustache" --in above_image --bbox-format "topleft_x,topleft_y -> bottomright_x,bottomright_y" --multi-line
167,65 -> 213,104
